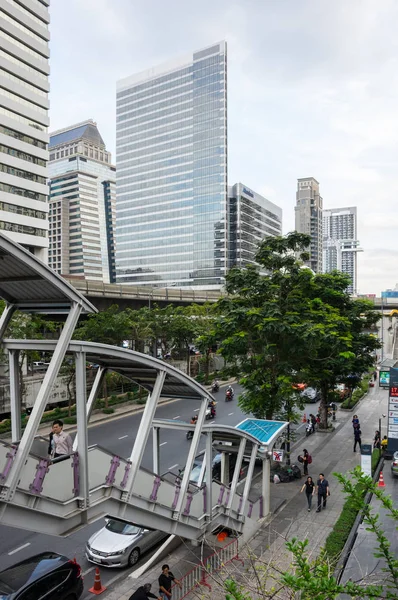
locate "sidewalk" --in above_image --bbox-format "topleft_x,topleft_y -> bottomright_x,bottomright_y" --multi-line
102,383 -> 388,600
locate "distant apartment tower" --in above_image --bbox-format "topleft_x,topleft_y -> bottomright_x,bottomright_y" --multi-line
48,121 -> 116,283
115,42 -> 228,289
295,178 -> 323,273
0,0 -> 50,261
323,207 -> 362,295
228,183 -> 282,268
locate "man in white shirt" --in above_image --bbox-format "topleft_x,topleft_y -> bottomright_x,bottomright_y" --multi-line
48,419 -> 73,459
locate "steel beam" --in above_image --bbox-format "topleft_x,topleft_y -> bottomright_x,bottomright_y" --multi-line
9,350 -> 21,443
262,457 -> 271,516
152,427 -> 160,475
72,365 -> 105,452
226,437 -> 246,511
173,396 -> 208,519
1,302 -> 82,501
205,431 -> 213,518
221,452 -> 230,485
123,370 -> 166,502
75,351 -> 89,511
0,303 -> 15,340
239,442 -> 258,517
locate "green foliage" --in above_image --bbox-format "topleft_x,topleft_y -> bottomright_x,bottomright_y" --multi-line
0,419 -> 11,434
73,304 -> 132,346
324,495 -> 361,562
63,416 -> 76,424
371,448 -> 381,475
127,391 -> 134,401
102,407 -> 115,414
136,397 -> 147,405
341,371 -> 373,408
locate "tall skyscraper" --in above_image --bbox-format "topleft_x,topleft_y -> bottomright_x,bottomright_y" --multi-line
228,183 -> 282,268
323,207 -> 362,295
48,120 -> 116,283
295,177 -> 323,273
0,0 -> 50,261
115,42 -> 227,289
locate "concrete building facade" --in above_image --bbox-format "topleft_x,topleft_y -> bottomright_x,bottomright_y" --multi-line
295,177 -> 323,273
323,206 -> 362,295
115,42 -> 228,289
48,121 -> 116,283
0,0 -> 50,261
228,183 -> 282,268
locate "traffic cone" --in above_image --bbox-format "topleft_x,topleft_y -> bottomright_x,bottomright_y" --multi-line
89,568 -> 106,595
378,471 -> 386,488
302,413 -> 307,423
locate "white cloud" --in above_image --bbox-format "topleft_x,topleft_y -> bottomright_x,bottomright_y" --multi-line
49,0 -> 398,295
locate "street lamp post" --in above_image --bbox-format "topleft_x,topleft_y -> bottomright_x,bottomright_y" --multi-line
379,414 -> 386,461
381,297 -> 384,362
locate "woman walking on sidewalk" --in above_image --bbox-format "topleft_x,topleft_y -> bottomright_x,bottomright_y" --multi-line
301,476 -> 315,512
353,424 -> 362,452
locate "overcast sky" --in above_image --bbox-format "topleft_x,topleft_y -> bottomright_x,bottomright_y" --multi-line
49,0 -> 398,295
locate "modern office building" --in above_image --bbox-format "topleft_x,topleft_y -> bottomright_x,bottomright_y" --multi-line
0,0 -> 50,261
295,177 -> 323,273
323,206 -> 362,294
228,183 -> 282,268
115,41 -> 228,288
48,120 -> 116,283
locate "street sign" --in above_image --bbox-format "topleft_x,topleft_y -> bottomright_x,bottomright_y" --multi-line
388,368 -> 398,451
361,444 -> 372,477
389,410 -> 398,418
272,450 -> 284,462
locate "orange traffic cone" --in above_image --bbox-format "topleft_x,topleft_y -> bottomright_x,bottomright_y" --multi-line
302,413 -> 307,423
89,568 -> 106,595
378,471 -> 386,488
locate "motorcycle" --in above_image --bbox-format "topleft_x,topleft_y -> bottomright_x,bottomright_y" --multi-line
211,382 -> 220,393
206,403 -> 216,419
186,430 -> 194,440
225,390 -> 233,402
305,422 -> 314,437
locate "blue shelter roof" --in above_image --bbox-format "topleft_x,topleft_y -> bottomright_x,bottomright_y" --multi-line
235,418 -> 288,447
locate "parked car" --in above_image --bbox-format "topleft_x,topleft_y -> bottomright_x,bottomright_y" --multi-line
86,517 -> 167,568
300,387 -> 320,403
391,451 -> 398,476
0,552 -> 83,600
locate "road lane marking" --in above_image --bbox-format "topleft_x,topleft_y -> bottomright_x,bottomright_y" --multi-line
160,442 -> 167,447
173,415 -> 180,419
193,408 -> 200,412
118,435 -> 128,439
83,566 -> 96,577
228,412 -> 234,416
8,543 -> 30,555
169,463 -> 179,470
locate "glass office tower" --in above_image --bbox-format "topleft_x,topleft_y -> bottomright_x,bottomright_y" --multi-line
115,42 -> 227,288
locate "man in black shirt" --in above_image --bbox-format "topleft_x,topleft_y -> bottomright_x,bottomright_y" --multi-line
129,583 -> 160,600
158,564 -> 181,599
316,473 -> 330,512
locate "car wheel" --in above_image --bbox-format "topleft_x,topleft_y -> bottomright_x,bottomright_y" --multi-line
128,547 -> 140,566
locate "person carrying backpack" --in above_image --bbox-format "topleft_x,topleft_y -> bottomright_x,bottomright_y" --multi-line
299,449 -> 312,475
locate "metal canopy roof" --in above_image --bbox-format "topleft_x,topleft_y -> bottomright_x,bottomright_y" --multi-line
380,359 -> 397,369
3,339 -> 212,400
236,419 -> 289,448
0,233 -> 96,314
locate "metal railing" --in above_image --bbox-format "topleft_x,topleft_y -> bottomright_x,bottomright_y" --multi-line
171,538 -> 242,599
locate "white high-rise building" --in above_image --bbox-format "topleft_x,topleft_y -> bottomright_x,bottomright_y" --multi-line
115,42 -> 227,289
0,0 -> 50,261
295,178 -> 323,273
323,206 -> 362,294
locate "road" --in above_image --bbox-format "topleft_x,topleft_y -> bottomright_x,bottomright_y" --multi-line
0,382 -> 316,595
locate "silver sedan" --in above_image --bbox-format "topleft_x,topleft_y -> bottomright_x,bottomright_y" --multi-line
86,517 -> 167,568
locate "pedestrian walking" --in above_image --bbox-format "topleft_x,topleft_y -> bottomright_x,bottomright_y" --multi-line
374,430 -> 381,449
301,448 -> 311,475
353,424 -> 362,452
373,370 -> 377,382
316,473 -> 330,512
310,414 -> 316,433
48,419 -> 73,460
129,583 -> 161,600
352,415 -> 360,428
301,476 -> 315,511
158,564 -> 181,599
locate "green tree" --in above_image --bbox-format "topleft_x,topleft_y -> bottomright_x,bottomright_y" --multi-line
73,304 -> 132,346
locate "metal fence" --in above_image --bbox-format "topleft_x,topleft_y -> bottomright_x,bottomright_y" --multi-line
171,538 -> 242,600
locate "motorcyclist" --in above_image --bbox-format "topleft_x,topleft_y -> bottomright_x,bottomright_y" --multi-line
226,385 -> 234,397
310,414 -> 316,433
190,415 -> 198,426
208,400 -> 216,417
212,378 -> 219,391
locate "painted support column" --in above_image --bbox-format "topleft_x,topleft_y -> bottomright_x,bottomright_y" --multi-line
197,448 -> 207,488
226,438 -> 246,512
262,456 -> 271,517
75,351 -> 89,511
9,350 -> 21,443
122,370 -> 166,502
173,397 -> 208,519
2,302 -> 82,501
152,426 -> 160,475
205,430 -> 213,519
0,303 -> 15,340
221,452 -> 230,486
72,365 -> 105,452
239,443 -> 258,517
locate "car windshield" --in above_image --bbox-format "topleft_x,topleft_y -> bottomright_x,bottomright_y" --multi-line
105,520 -> 141,535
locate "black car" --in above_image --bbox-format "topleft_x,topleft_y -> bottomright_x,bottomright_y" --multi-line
0,552 -> 83,600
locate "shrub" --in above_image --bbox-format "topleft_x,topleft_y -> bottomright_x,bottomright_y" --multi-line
372,448 -> 381,475
324,485 -> 365,562
127,391 -> 134,401
96,398 -> 105,409
196,373 -> 205,383
0,419 -> 11,434
102,407 -> 115,414
136,398 -> 147,405
109,395 -> 118,405
63,416 -> 76,424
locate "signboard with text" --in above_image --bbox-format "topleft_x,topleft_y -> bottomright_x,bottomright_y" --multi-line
272,450 -> 284,462
380,370 -> 390,387
361,444 -> 372,477
388,369 -> 398,451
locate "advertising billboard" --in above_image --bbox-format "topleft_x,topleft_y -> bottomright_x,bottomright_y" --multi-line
380,370 -> 390,387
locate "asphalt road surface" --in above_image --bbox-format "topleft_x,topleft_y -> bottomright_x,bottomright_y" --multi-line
0,382 -> 317,596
